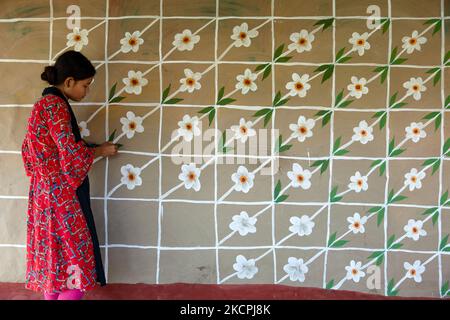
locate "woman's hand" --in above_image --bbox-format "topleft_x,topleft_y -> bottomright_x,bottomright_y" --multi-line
94,142 -> 118,158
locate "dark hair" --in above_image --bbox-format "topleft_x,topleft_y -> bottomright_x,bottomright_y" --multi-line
41,50 -> 96,85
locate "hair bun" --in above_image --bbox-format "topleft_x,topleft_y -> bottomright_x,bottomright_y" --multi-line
41,66 -> 57,85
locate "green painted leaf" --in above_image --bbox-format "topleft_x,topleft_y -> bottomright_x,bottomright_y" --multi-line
382,18 -> 390,34
388,189 -> 395,203
390,148 -> 406,157
369,206 -> 383,213
380,68 -> 389,84
279,144 -> 293,153
370,159 -> 383,168
443,138 -> 450,154
254,108 -> 272,117
423,111 -> 439,120
331,240 -> 349,248
441,281 -> 449,297
314,64 -> 331,72
391,102 -> 407,109
116,143 -> 123,148
208,108 -> 215,126
421,207 -> 438,216
314,18 -> 334,31
367,250 -> 384,259
322,65 -> 334,83
432,20 -> 442,35
108,83 -> 117,101
335,90 -> 344,107
432,212 -> 439,226
424,18 -> 440,25
199,106 -> 214,114
315,110 -> 329,116
431,159 -> 441,175
262,64 -> 272,80
320,159 -> 329,174
376,255 -> 384,266
444,51 -> 450,65
389,47 -> 398,64
422,158 -> 439,167
218,98 -> 236,106
440,191 -> 449,206
388,138 -> 395,154
338,56 -> 352,63
333,137 -> 342,153
433,70 -> 441,86
392,194 -> 407,203
377,207 -> 385,227
322,112 -> 332,127
326,279 -> 334,290
334,149 -> 349,156
387,234 -> 396,248
380,113 -> 387,130
273,44 -> 284,60
108,129 -> 117,142
263,110 -> 273,127
389,92 -> 398,107
328,232 -> 337,246
274,180 -> 281,199
392,58 -> 407,65
434,113 -> 442,131
275,98 -> 290,107
217,86 -> 225,101
255,63 -> 269,72
275,56 -> 292,63
336,47 -> 346,61
162,84 -> 171,102
165,98 -> 183,104
379,162 -> 386,176
391,243 -> 403,250
275,194 -> 289,203
337,100 -> 353,109
109,96 -> 125,104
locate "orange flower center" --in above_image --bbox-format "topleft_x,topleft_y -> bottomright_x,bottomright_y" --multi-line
357,180 -> 363,186
240,176 -> 248,183
412,227 -> 418,233
411,176 -> 417,183
297,175 -> 304,182
239,32 -> 247,39
187,78 -> 194,85
129,122 -> 136,130
74,35 -> 81,41
240,126 -> 247,134
361,130 -> 367,136
298,38 -> 306,45
299,126 -> 307,134
413,128 -> 419,134
183,36 -> 190,43
357,39 -> 364,45
354,222 -> 360,228
244,79 -> 252,86
129,38 -> 137,46
131,78 -> 139,86
186,123 -> 192,130
296,82 -> 304,90
128,173 -> 135,181
355,84 -> 362,91
410,269 -> 416,275
352,269 -> 358,275
412,85 -> 419,91
188,172 -> 196,180
409,38 -> 417,45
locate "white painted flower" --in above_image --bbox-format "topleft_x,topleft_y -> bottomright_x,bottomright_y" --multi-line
120,164 -> 142,190
403,77 -> 426,101
179,68 -> 202,93
230,118 -> 256,143
231,165 -> 255,193
122,70 -> 148,95
402,30 -> 427,54
348,171 -> 368,193
404,168 -> 426,191
235,68 -> 258,94
347,76 -> 369,99
120,31 -> 144,53
231,22 -> 259,47
177,115 -> 201,142
289,116 -> 315,142
349,32 -> 371,56
66,28 -> 89,51
404,260 -> 426,283
289,215 -> 315,236
351,120 -> 374,145
172,29 -> 200,51
345,260 -> 365,283
405,122 -> 426,143
178,163 -> 201,191
288,29 -> 315,53
347,212 -> 368,234
286,73 -> 311,98
287,163 -> 312,190
283,257 -> 309,282
233,255 -> 258,279
404,219 -> 427,241
78,121 -> 90,138
120,111 -> 144,139
229,211 -> 257,236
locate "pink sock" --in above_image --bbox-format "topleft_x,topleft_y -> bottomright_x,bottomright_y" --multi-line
57,289 -> 84,300
43,292 -> 59,300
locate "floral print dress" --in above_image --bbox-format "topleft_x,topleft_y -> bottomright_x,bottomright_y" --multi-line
21,93 -> 98,294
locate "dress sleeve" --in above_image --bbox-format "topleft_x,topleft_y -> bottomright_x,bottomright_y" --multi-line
21,137 -> 34,177
45,98 -> 96,189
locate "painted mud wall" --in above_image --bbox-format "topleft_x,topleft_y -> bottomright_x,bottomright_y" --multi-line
0,0 -> 449,298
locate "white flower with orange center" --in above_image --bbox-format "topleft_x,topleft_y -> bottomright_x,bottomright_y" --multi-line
404,168 -> 425,191
78,121 -> 90,138
231,165 -> 255,193
351,120 -> 374,145
289,215 -> 315,236
66,28 -> 89,52
348,171 -> 368,193
349,32 -> 371,56
233,255 -> 258,279
120,111 -> 144,139
172,29 -> 200,51
122,70 -> 148,95
120,164 -> 142,190
402,30 -> 427,54
403,77 -> 426,101
120,31 -> 144,53
347,212 -> 368,234
283,257 -> 309,282
179,68 -> 202,93
404,219 -> 427,241
286,73 -> 311,97
287,163 -> 312,190
288,30 -> 315,53
404,260 -> 426,283
345,260 -> 365,283
177,114 -> 201,142
235,68 -> 258,94
178,163 -> 201,191
231,22 -> 259,48
230,118 -> 256,143
289,116 -> 315,142
405,122 -> 426,143
229,211 -> 257,236
347,76 -> 369,99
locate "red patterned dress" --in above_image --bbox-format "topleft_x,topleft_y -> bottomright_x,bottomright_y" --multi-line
21,93 -> 98,294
